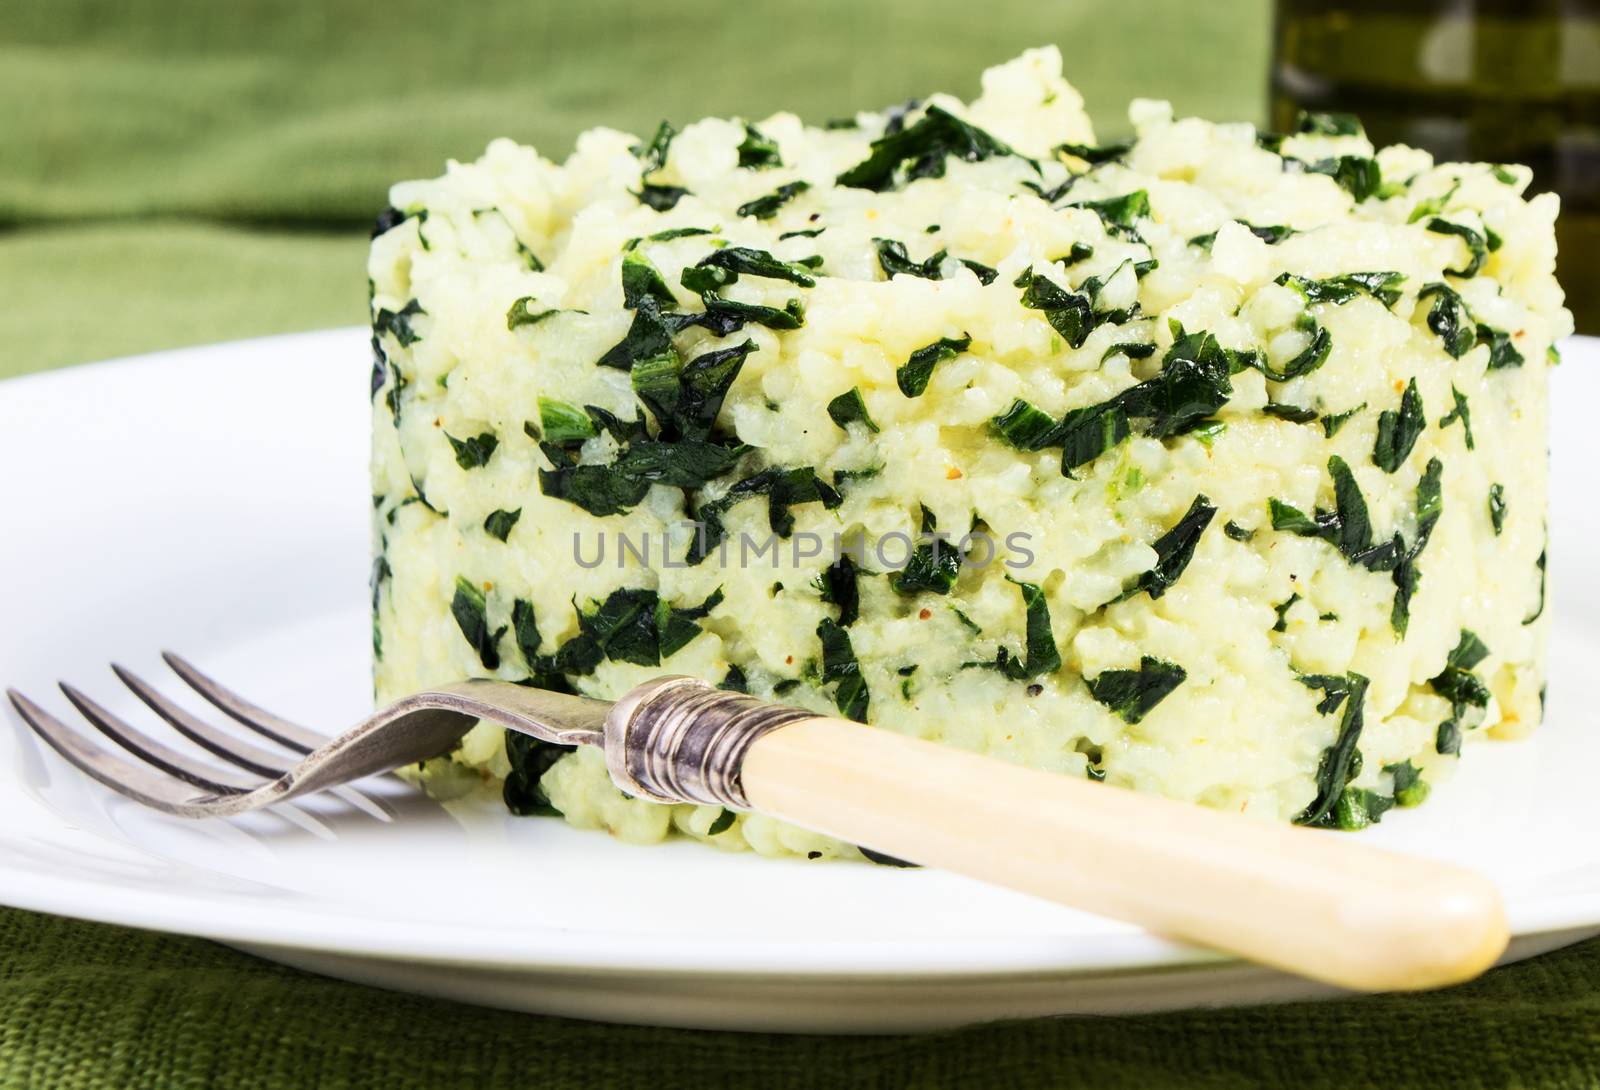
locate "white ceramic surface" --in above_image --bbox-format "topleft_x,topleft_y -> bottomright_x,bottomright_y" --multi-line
0,329 -> 1594,1033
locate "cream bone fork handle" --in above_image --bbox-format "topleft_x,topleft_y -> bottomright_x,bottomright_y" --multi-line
11,666 -> 1507,992
611,677 -> 1507,993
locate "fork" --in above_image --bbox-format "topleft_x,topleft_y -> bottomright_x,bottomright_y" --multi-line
7,655 -> 1508,992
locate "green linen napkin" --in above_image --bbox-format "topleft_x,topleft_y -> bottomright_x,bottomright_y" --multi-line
1,0 -> 1271,377
5,1 -> 1599,1086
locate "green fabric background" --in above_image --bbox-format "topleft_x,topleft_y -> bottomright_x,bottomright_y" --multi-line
4,1 -> 1598,1086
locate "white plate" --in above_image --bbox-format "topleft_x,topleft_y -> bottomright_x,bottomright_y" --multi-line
0,329 -> 1596,1033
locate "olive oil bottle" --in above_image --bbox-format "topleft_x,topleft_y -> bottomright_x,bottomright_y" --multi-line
1272,0 -> 1598,331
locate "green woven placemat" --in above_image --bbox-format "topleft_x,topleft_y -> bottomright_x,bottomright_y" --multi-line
4,908 -> 1599,1089
5,0 -> 1598,1085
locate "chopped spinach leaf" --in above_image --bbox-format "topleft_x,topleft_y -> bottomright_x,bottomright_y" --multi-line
832,463 -> 883,489
566,588 -> 657,668
686,246 -> 817,288
634,184 -> 690,211
1391,458 -> 1445,637
689,466 -> 842,563
987,326 -> 1236,475
817,617 -> 870,721
897,333 -> 971,397
778,227 -> 826,240
1524,548 -> 1547,625
451,576 -> 504,671
890,506 -> 962,596
974,577 -> 1061,680
1101,341 -> 1158,362
1064,190 -> 1151,238
1224,520 -> 1256,542
1439,385 -> 1474,449
1087,656 -> 1187,725
1297,155 -> 1383,202
1330,787 -> 1396,830
507,298 -> 570,329
1478,324 -> 1525,369
960,258 -> 999,285
827,387 -> 880,432
657,588 -> 726,658
1427,218 -> 1488,278
538,397 -> 598,444
1015,269 -> 1098,348
1429,629 -> 1492,754
540,586 -> 725,671
1373,378 -> 1425,472
370,205 -> 424,240
1418,282 -> 1474,358
369,338 -> 389,400
1385,760 -> 1430,807
837,105 -> 1025,192
373,299 -> 425,348
1119,495 -> 1216,602
1056,241 -> 1095,267
817,553 -> 862,627
669,296 -> 805,335
1294,672 -> 1370,827
737,181 -> 811,220
1273,592 -> 1302,632
1244,222 -> 1297,245
483,508 -> 521,542
875,238 -> 947,280
446,431 -> 498,470
1252,323 -> 1332,383
597,299 -> 680,372
1276,270 -> 1405,309
537,464 -> 653,518
1057,403 -> 1133,472
610,438 -> 747,487
1270,455 -> 1402,573
706,808 -> 737,836
632,120 -> 675,172
643,226 -> 716,244
737,123 -> 782,169
635,339 -> 756,442
1407,179 -> 1461,224
621,251 -> 677,310
990,399 -> 1060,450
1489,484 -> 1507,535
1321,403 -> 1365,437
511,598 -> 543,666
1017,264 -> 1120,344
1055,140 -> 1132,164
1105,326 -> 1237,440
502,732 -> 573,817
1263,403 -> 1319,425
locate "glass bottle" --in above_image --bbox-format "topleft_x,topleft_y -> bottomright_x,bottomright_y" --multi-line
1272,0 -> 1597,331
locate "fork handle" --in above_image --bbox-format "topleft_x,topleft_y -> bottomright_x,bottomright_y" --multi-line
607,678 -> 1507,993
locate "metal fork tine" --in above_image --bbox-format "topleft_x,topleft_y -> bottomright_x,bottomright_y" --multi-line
58,683 -> 256,795
7,689 -> 211,811
112,665 -> 396,823
161,651 -> 326,753
112,664 -> 296,777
